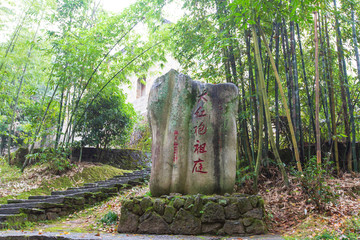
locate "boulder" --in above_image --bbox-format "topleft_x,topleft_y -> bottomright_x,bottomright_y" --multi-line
148,69 -> 239,196
117,208 -> 139,233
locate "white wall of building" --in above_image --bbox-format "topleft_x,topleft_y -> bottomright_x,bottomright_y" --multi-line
122,56 -> 181,115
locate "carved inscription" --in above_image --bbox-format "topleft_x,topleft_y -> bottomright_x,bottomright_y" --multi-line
192,90 -> 209,174
173,130 -> 179,162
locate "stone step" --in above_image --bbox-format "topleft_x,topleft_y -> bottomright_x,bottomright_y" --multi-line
0,207 -> 21,214
0,168 -> 150,224
7,197 -> 64,204
28,195 -> 64,200
0,202 -> 45,209
51,187 -> 102,196
0,214 -> 15,222
68,183 -> 118,190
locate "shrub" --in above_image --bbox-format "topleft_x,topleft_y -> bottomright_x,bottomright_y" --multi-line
75,90 -> 137,150
296,156 -> 336,211
100,211 -> 118,225
26,147 -> 74,174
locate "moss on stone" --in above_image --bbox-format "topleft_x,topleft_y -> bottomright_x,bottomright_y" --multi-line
173,198 -> 185,209
162,205 -> 176,223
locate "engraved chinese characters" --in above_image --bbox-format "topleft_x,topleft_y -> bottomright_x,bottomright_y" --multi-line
148,70 -> 238,196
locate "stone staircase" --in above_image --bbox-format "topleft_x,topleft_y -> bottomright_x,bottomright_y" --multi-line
0,168 -> 150,228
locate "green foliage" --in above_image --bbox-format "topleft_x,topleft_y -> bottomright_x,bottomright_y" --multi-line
143,190 -> 152,197
236,165 -> 254,185
26,147 -> 74,174
0,156 -> 21,183
296,157 -> 337,211
100,211 -> 118,225
128,119 -> 152,152
343,216 -> 360,239
1,213 -> 34,230
75,89 -> 137,150
287,216 -> 360,240
314,230 -> 336,239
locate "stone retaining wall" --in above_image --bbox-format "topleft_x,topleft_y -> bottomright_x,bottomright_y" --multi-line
10,148 -> 149,170
71,148 -> 150,170
118,194 -> 266,235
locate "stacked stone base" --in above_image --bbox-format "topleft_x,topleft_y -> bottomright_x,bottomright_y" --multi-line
118,194 -> 266,235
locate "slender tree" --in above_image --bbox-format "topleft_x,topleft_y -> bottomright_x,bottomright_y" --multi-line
314,11 -> 321,165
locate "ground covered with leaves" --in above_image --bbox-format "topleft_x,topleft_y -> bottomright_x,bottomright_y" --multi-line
237,167 -> 360,239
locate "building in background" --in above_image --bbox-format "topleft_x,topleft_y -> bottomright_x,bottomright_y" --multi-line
122,57 -> 181,115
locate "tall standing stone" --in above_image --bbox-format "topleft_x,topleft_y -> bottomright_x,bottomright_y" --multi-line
148,69 -> 238,196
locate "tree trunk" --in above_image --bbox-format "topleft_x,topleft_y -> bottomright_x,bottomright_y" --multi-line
334,0 -> 355,171
8,14 -> 42,165
246,30 -> 258,158
281,20 -> 293,124
351,7 -> 360,172
290,20 -> 305,163
324,15 -> 339,175
318,14 -> 332,144
275,22 -> 280,150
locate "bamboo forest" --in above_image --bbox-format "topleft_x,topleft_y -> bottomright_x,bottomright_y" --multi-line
0,0 -> 360,238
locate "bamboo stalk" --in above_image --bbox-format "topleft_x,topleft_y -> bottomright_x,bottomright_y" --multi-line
252,25 -> 289,186
258,26 -> 303,173
314,11 -> 321,166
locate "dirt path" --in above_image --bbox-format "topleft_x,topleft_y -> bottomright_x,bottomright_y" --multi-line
0,230 -> 284,240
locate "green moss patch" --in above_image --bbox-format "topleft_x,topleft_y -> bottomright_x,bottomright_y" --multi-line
0,164 -> 131,204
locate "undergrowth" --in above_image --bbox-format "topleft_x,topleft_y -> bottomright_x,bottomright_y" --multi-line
0,156 -> 22,183
294,157 -> 337,211
285,215 -> 360,239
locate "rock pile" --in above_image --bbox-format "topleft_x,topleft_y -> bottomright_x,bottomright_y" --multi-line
118,194 -> 266,235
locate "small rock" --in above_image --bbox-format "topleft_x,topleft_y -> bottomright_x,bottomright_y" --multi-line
184,197 -> 194,210
224,203 -> 240,220
139,210 -> 153,222
170,209 -> 201,234
138,212 -> 171,234
118,208 -> 139,233
132,203 -> 143,215
243,218 -> 254,227
246,219 -> 267,234
153,199 -> 165,215
140,197 -> 153,212
222,220 -> 245,235
163,205 -> 176,223
201,202 -> 225,223
243,208 -> 264,220
201,223 -> 223,234
173,198 -> 185,209
218,198 -> 228,206
237,197 -> 253,214
249,195 -> 260,208
122,200 -> 134,211
192,195 -> 203,217
46,212 -> 59,220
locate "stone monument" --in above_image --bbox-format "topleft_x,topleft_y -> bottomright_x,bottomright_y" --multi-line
118,70 -> 267,236
148,69 -> 239,196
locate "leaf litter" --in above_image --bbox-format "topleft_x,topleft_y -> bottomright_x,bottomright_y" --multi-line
236,167 -> 360,238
